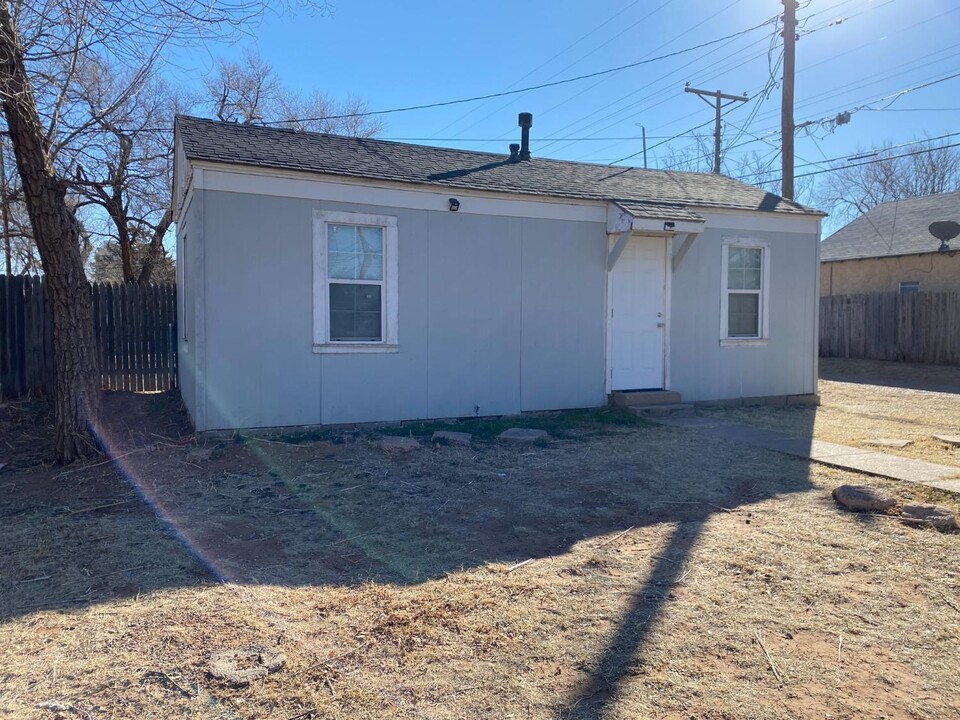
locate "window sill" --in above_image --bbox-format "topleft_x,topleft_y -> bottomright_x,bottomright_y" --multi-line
313,343 -> 399,355
720,338 -> 768,347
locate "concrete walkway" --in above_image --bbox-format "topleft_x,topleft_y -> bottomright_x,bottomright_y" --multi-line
654,415 -> 960,493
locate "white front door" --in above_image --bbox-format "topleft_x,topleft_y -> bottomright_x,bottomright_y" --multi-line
608,235 -> 667,391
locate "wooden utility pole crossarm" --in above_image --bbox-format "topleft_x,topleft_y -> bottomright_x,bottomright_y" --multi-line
684,86 -> 748,173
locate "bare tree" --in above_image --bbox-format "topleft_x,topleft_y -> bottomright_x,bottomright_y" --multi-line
816,140 -> 960,226
728,149 -> 814,206
206,49 -> 279,123
71,59 -> 184,284
0,1 -> 324,462
91,240 -> 175,283
203,50 -> 384,136
276,91 -> 384,136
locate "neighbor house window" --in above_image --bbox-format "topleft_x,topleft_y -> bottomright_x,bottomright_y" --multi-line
899,281 -> 920,295
313,210 -> 398,353
720,240 -> 769,343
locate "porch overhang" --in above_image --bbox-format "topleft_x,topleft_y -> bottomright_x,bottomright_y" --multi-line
606,201 -> 705,271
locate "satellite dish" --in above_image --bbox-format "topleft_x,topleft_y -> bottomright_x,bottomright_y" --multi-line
928,221 -> 960,242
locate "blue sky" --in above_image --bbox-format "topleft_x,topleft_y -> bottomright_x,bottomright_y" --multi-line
176,0 -> 958,227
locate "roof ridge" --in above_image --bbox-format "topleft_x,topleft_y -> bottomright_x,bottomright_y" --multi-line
174,114 -> 777,181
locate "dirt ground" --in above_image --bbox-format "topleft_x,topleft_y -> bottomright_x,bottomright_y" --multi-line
1,378 -> 959,719
702,358 -> 960,468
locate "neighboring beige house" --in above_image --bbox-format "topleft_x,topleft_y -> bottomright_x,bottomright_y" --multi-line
820,189 -> 960,296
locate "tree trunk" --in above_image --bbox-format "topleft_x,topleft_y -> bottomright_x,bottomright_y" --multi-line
137,208 -> 172,284
0,7 -> 101,461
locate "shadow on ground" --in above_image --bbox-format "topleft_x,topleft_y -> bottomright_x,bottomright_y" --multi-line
0,391 -> 816,718
820,357 -> 960,395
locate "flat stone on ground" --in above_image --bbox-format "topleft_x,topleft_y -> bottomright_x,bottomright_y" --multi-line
432,430 -> 472,445
498,428 -> 549,442
208,646 -> 286,686
186,446 -> 220,463
864,438 -> 912,449
375,436 -> 420,453
900,504 -> 957,532
833,484 -> 897,512
933,434 -> 960,447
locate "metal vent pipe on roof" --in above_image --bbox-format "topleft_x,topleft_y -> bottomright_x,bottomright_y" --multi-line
509,143 -> 520,162
518,112 -> 533,161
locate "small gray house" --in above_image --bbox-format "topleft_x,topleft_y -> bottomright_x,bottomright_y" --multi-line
173,114 -> 823,431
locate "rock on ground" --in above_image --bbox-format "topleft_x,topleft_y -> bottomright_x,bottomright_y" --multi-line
375,436 -> 420,453
863,438 -> 912,449
186,446 -> 221,463
900,504 -> 957,532
432,430 -> 472,445
933,434 -> 960,447
498,428 -> 549,442
832,484 -> 897,512
208,646 -> 286,686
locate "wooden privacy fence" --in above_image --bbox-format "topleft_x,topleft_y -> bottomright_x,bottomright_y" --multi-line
819,291 -> 960,365
1,275 -> 178,399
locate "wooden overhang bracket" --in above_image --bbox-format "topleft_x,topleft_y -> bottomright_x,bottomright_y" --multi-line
671,231 -> 701,272
607,229 -> 632,272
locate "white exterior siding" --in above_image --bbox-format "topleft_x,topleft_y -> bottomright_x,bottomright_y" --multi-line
669,213 -> 820,401
177,168 -> 821,431
190,184 -> 608,430
176,190 -> 202,424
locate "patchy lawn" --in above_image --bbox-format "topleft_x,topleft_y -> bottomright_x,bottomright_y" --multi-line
701,358 -> 960,468
0,391 -> 958,719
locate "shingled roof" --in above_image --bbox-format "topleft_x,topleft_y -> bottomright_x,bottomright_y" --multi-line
176,115 -> 821,217
821,190 -> 960,261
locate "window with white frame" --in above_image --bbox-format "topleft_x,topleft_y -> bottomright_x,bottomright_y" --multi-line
720,241 -> 769,342
313,210 -> 398,352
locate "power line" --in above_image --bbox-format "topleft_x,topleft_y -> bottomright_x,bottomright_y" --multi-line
560,0 -> 897,162
797,141 -> 960,179
607,115 -> 722,166
254,18 -> 779,127
381,134 -> 691,143
429,0 -> 651,137
538,29 -> 775,158
527,0 -> 759,152
438,0 -> 674,139
737,137 -> 960,184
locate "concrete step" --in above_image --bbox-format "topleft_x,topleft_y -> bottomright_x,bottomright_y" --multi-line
611,390 -> 682,407
630,403 -> 696,418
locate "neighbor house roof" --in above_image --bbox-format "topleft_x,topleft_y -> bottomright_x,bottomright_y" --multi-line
175,115 -> 821,217
821,190 -> 960,261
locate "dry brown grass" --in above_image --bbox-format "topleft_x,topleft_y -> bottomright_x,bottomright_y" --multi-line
1,390 -> 959,719
702,358 -> 960,468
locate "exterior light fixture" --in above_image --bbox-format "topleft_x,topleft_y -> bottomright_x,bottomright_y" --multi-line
663,221 -> 675,231
448,198 -> 460,212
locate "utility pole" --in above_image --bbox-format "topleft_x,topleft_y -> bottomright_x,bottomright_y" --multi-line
641,126 -> 648,168
781,0 -> 798,200
684,86 -> 748,173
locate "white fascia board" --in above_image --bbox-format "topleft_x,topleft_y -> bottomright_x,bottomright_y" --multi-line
693,208 -> 821,235
195,162 -> 608,223
631,217 -> 704,235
